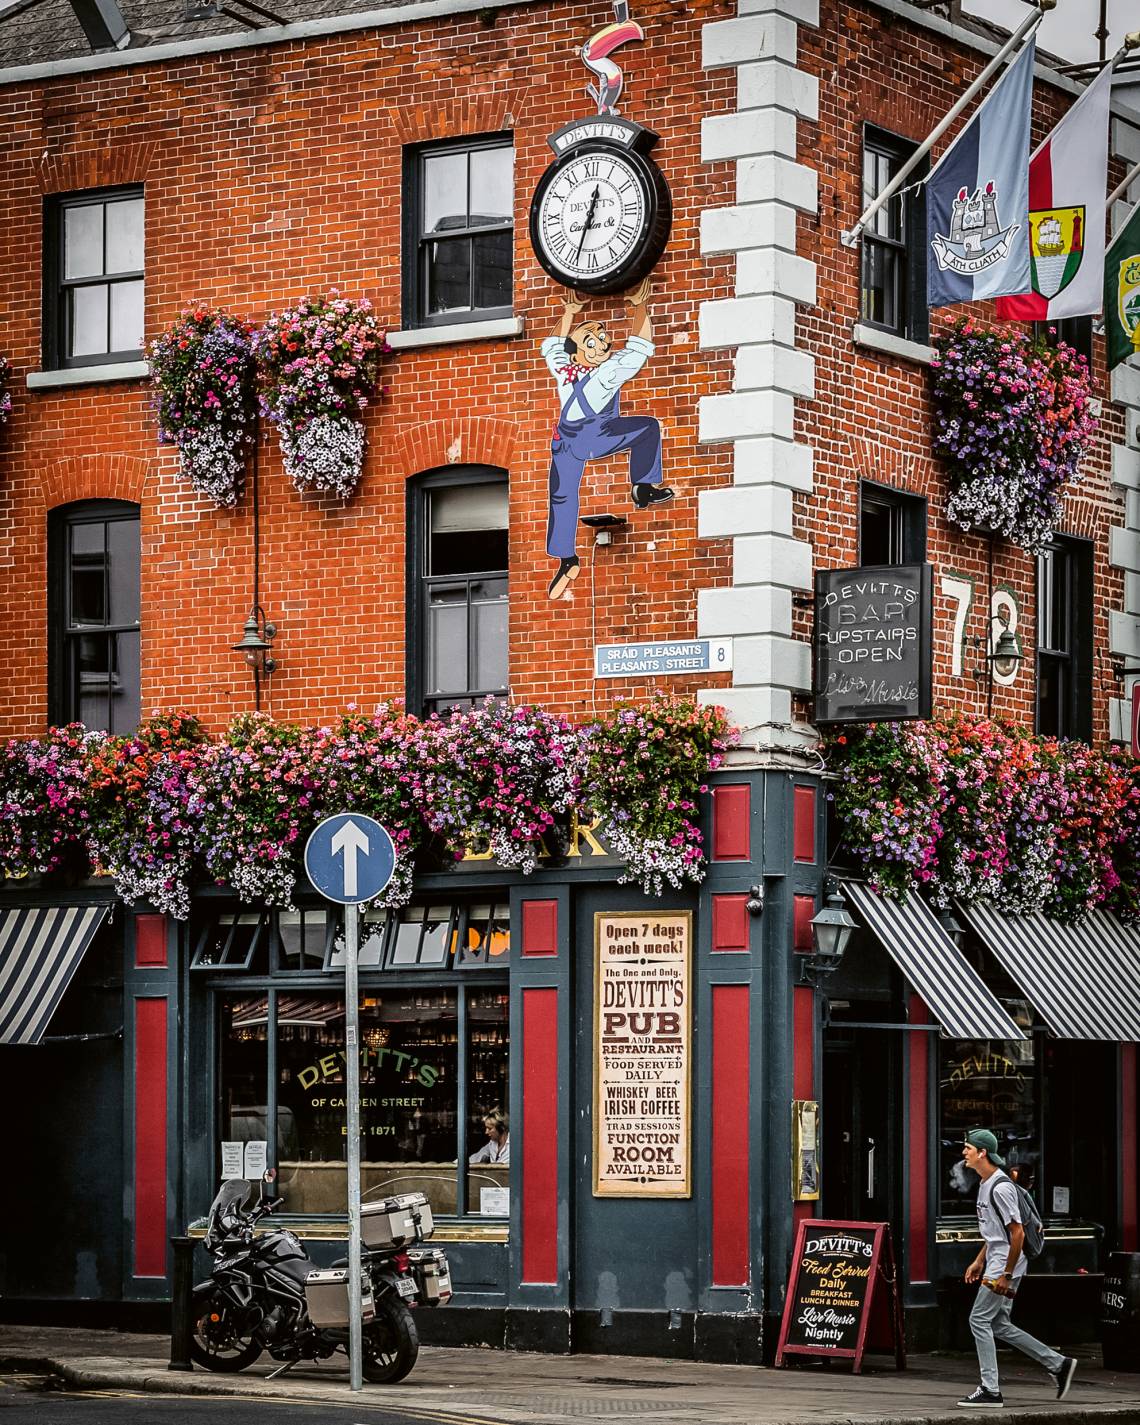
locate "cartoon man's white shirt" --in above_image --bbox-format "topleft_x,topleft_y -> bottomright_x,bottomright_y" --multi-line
541,334 -> 655,421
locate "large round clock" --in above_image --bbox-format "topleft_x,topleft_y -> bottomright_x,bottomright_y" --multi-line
529,140 -> 672,295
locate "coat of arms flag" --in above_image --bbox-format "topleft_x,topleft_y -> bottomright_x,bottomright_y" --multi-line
1105,197 -> 1140,373
996,62 -> 1113,322
926,37 -> 1035,310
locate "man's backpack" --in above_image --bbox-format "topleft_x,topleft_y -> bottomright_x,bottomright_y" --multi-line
1001,1177 -> 1046,1259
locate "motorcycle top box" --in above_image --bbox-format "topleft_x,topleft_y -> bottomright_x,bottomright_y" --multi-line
361,1192 -> 434,1248
304,1268 -> 376,1329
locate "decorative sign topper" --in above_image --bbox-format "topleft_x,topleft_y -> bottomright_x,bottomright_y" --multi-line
593,911 -> 692,1198
813,564 -> 933,725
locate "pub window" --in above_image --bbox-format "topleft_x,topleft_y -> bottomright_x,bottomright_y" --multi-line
858,481 -> 927,566
44,187 -> 145,369
859,128 -> 928,344
403,135 -> 513,328
48,499 -> 141,733
1036,536 -> 1093,741
410,469 -> 509,717
215,906 -> 510,1220
939,1023 -> 1038,1218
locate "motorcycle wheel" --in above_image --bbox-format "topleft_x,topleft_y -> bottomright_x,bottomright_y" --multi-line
189,1288 -> 264,1372
358,1298 -> 419,1384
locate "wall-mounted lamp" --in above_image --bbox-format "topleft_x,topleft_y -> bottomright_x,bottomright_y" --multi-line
936,905 -> 967,950
805,882 -> 857,980
233,607 -> 277,709
970,614 -> 1023,715
581,512 -> 628,547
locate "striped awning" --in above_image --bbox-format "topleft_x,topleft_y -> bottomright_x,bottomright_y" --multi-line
0,905 -> 110,1045
958,903 -> 1140,1041
842,881 -> 1024,1041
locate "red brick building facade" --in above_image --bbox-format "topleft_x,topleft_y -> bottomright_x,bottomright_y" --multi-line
0,0 -> 1137,1358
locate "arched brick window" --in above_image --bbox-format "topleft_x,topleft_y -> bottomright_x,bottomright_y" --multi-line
48,499 -> 141,732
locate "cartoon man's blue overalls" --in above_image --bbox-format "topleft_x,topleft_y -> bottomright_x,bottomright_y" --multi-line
541,285 -> 673,600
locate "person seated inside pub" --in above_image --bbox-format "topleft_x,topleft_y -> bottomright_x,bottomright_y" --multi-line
469,1111 -> 509,1165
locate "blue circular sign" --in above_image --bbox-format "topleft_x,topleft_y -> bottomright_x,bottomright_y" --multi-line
303,814 -> 396,905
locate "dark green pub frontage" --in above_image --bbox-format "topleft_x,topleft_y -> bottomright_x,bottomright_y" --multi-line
3,764 -> 1138,1361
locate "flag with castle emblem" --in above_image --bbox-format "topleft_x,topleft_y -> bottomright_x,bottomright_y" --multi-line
996,62 -> 1113,322
1105,198 -> 1140,372
926,37 -> 1035,309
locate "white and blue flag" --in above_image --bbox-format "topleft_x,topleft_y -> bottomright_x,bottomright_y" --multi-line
926,37 -> 1035,309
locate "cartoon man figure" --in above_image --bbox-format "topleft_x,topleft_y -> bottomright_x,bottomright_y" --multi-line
542,277 -> 672,600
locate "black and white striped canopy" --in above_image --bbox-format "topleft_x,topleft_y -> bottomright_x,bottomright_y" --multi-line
842,881 -> 1024,1041
0,905 -> 109,1045
959,903 -> 1140,1042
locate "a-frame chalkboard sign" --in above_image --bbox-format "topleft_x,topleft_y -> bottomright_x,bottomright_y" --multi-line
774,1219 -> 906,1373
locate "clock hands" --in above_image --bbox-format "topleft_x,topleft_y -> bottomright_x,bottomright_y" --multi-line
575,184 -> 602,264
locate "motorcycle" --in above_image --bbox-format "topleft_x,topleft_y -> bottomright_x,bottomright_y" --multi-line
190,1170 -> 450,1384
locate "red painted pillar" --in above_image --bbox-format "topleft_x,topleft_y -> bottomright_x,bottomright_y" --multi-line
133,996 -> 168,1278
711,985 -> 750,1285
521,988 -> 559,1283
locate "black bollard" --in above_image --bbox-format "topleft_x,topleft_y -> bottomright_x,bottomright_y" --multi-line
169,1236 -> 196,1372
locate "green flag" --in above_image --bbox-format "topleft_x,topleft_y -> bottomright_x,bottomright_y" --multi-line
1105,198 -> 1140,371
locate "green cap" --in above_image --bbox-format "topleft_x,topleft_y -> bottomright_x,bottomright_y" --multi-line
965,1128 -> 1005,1168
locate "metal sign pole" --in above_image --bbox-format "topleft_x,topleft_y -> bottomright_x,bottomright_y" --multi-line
345,900 -> 363,1393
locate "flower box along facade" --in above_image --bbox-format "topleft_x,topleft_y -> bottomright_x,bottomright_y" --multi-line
0,0 -> 1137,1360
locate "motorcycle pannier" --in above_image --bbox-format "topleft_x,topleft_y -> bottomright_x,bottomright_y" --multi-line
304,1269 -> 376,1328
407,1246 -> 452,1304
361,1192 -> 433,1248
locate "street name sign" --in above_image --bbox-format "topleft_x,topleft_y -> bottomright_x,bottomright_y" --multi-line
594,638 -> 732,679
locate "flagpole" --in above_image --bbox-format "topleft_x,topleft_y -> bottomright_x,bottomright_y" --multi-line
1108,160 -> 1140,214
840,3 -> 1049,249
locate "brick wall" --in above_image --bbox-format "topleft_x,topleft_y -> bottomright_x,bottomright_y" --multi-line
795,0 -> 1128,743
0,0 -> 737,737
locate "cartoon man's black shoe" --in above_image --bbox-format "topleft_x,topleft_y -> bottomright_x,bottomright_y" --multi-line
632,485 -> 675,510
547,556 -> 581,601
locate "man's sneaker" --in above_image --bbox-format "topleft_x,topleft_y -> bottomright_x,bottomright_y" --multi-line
957,1386 -> 1004,1409
1051,1357 -> 1077,1400
547,556 -> 580,601
632,484 -> 675,510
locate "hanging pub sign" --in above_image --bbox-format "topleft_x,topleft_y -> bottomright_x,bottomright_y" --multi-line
775,1219 -> 906,1373
813,563 -> 933,724
593,911 -> 691,1198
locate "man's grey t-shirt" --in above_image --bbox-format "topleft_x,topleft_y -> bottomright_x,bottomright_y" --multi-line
976,1170 -> 1027,1282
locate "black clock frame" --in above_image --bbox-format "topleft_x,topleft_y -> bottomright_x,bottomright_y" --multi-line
528,139 -> 672,296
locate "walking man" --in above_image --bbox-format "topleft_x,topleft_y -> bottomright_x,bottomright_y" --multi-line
541,278 -> 672,600
958,1128 -> 1077,1408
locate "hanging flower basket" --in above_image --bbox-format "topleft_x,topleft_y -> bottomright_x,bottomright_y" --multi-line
930,321 -> 1097,552
149,308 -> 258,507
253,292 -> 388,499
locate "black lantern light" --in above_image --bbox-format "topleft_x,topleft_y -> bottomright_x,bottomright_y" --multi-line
233,607 -> 277,707
807,884 -> 857,978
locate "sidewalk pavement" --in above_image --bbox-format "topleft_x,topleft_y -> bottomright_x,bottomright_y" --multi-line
2,1324 -> 1140,1424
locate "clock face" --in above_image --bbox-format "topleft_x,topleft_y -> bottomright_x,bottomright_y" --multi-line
529,141 -> 670,295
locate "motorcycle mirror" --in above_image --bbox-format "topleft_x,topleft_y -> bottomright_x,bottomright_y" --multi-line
263,1167 -> 277,1183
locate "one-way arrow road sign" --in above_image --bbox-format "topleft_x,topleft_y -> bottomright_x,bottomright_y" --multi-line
304,813 -> 396,905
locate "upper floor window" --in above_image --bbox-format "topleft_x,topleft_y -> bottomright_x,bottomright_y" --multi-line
860,129 -> 928,344
44,187 -> 144,369
1036,536 -> 1092,741
1033,317 -> 1094,368
403,136 -> 513,328
48,500 -> 141,733
858,481 -> 927,566
410,470 -> 508,717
